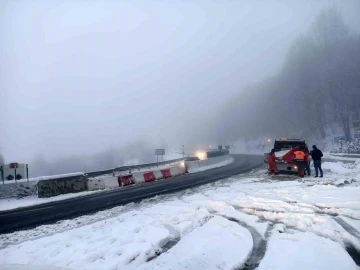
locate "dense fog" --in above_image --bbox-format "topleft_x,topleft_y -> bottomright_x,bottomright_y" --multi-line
1,1 -> 359,176
205,6 -> 360,145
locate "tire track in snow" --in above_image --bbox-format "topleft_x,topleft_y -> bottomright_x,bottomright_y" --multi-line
334,217 -> 360,266
231,204 -> 360,267
208,211 -> 272,270
146,216 -> 214,262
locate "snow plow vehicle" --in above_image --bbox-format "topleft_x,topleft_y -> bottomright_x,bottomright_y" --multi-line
264,139 -> 307,175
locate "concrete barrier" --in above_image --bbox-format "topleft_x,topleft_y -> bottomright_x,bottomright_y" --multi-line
87,178 -> 105,191
37,174 -> 88,198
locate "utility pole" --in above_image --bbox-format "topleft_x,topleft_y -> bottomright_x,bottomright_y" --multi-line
182,145 -> 185,158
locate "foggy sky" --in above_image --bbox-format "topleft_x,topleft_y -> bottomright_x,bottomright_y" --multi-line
1,0 -> 360,162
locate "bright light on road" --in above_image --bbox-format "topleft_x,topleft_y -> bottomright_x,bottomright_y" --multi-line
196,151 -> 206,160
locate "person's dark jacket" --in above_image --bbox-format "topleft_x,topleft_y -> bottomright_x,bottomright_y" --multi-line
311,148 -> 323,161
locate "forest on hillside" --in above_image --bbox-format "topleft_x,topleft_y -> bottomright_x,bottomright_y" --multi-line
211,8 -> 360,143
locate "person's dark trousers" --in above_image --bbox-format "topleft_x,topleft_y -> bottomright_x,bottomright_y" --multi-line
305,161 -> 311,176
295,160 -> 304,176
314,160 -> 323,177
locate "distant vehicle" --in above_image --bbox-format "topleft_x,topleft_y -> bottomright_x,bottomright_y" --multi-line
185,156 -> 200,161
264,138 -> 307,174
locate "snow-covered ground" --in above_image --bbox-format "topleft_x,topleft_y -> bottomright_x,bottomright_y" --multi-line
1,161 -> 360,269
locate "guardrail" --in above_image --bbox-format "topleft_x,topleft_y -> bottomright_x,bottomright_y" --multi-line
85,157 -> 186,178
329,153 -> 360,158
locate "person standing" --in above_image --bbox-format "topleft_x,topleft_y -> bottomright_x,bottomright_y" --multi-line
294,147 -> 306,177
268,149 -> 280,175
311,145 -> 323,177
304,147 -> 311,176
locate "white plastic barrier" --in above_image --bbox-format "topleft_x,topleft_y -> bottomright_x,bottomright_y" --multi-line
102,176 -> 120,189
186,155 -> 232,173
87,178 -> 105,191
132,172 -> 146,184
170,166 -> 186,176
185,161 -> 200,173
153,170 -> 163,180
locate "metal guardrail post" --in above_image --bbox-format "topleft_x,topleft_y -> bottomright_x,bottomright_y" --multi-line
1,166 -> 3,184
26,164 -> 29,182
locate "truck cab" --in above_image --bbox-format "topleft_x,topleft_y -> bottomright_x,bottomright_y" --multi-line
264,139 -> 307,174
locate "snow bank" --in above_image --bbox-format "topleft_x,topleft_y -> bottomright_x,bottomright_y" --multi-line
1,160 -> 359,269
322,162 -> 354,174
186,156 -> 233,173
139,216 -> 253,270
258,231 -> 358,270
0,211 -> 172,270
1,265 -> 70,270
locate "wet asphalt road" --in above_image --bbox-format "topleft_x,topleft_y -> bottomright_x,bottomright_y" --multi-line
0,154 -> 263,234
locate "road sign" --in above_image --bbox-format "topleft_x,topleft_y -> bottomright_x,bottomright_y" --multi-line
155,149 -> 165,155
1,163 -> 28,182
155,149 -> 165,163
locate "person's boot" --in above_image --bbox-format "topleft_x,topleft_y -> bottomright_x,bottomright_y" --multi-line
315,176 -> 318,178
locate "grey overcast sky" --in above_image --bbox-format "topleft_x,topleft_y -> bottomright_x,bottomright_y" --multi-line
1,0 -> 359,162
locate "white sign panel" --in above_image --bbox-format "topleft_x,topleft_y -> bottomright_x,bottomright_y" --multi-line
2,163 -> 27,181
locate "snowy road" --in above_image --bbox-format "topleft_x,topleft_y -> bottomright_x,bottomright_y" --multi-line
1,160 -> 360,269
0,154 -> 261,234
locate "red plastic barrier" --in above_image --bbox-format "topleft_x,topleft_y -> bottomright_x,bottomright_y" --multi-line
118,175 -> 135,187
143,171 -> 156,182
161,169 -> 172,178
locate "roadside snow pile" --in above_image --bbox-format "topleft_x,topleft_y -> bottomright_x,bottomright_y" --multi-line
258,230 -> 358,270
193,157 -> 233,172
331,139 -> 360,154
186,156 -> 234,173
138,216 -> 253,270
0,160 -> 359,270
322,162 -> 354,174
0,189 -> 105,212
